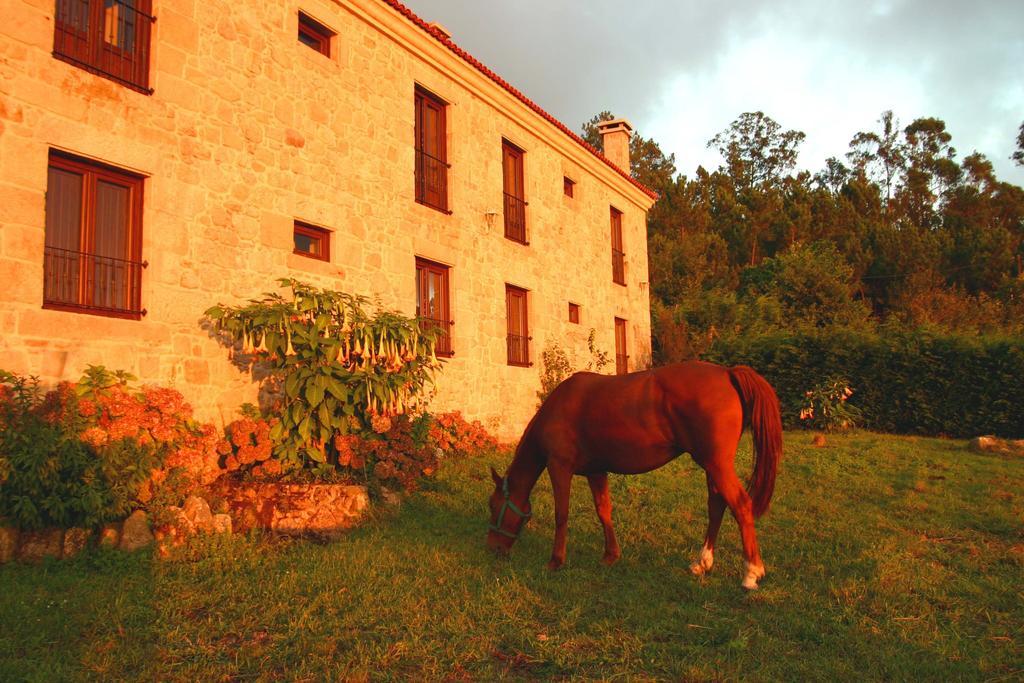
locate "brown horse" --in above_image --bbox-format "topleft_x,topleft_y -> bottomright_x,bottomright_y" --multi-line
487,361 -> 782,590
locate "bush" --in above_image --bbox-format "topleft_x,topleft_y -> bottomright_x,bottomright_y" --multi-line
705,329 -> 1024,437
537,330 -> 611,405
0,367 -> 229,531
428,412 -> 499,457
205,279 -> 444,473
798,377 -> 862,432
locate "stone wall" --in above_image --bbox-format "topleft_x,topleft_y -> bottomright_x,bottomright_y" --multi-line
0,0 -> 655,440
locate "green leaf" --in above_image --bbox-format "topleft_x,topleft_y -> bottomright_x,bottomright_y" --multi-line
305,383 -> 325,407
326,379 -> 348,401
285,373 -> 300,399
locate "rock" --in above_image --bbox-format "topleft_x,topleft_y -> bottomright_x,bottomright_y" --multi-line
183,495 -> 215,533
99,523 -> 121,548
381,488 -> 402,507
212,513 -> 232,534
217,482 -> 370,538
158,506 -> 194,538
18,529 -> 63,562
62,528 -> 91,558
0,527 -> 19,563
119,510 -> 154,551
970,436 -> 1024,456
812,433 -> 827,448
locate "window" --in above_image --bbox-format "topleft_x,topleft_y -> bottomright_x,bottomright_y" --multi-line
293,221 -> 330,261
298,12 -> 334,56
414,87 -> 449,213
615,318 -> 628,375
505,285 -> 530,366
416,258 -> 453,357
563,176 -> 575,198
568,302 -> 580,324
53,0 -> 154,93
611,207 -> 625,285
43,151 -> 145,319
502,140 -> 527,244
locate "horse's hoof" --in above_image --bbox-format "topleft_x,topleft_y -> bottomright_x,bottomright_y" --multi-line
601,553 -> 620,566
742,562 -> 765,590
690,545 -> 714,576
546,559 -> 564,571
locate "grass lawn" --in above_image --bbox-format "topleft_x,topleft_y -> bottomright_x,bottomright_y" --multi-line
1,431 -> 1022,681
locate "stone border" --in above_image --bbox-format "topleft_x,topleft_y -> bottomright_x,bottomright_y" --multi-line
2,484 -> 371,563
214,481 -> 370,539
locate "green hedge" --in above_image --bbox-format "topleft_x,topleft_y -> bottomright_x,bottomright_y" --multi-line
704,329 -> 1024,438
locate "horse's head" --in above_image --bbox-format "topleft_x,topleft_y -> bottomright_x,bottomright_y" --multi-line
486,467 -> 531,555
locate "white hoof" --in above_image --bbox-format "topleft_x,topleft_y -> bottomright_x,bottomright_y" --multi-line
741,561 -> 766,590
690,544 -> 714,576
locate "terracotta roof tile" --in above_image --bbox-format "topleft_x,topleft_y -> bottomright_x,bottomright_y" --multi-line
379,0 -> 659,201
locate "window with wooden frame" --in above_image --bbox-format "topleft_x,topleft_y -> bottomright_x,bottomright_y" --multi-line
43,151 -> 146,319
614,317 -> 628,375
568,302 -> 580,324
53,0 -> 155,94
297,11 -> 334,56
293,221 -> 330,261
415,258 -> 453,357
414,87 -> 449,213
502,140 -> 527,244
611,206 -> 626,285
563,176 -> 575,198
505,285 -> 530,366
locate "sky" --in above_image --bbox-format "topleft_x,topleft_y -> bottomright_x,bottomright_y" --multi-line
399,0 -> 1024,186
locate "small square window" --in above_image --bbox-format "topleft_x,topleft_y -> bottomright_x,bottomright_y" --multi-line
568,302 -> 580,324
298,12 -> 334,57
563,177 -> 575,198
293,221 -> 330,261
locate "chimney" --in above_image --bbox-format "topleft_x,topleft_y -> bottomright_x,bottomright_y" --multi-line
597,118 -> 633,173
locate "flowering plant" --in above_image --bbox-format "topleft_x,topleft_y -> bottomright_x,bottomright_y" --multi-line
204,279 -> 444,472
799,377 -> 862,432
0,367 -> 229,529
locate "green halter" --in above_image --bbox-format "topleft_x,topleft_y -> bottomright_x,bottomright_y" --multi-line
489,476 -> 531,539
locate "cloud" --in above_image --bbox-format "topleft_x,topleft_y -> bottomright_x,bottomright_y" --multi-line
399,0 -> 1024,184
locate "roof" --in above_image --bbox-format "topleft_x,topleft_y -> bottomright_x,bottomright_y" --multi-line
380,0 -> 660,202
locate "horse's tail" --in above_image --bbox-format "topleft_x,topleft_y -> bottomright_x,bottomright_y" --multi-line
728,365 -> 783,518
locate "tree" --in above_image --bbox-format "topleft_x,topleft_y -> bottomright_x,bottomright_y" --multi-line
898,117 -> 960,227
738,242 -> 870,329
707,111 -> 805,190
847,110 -> 905,205
814,157 -> 850,195
580,111 -> 677,190
1014,121 -> 1024,166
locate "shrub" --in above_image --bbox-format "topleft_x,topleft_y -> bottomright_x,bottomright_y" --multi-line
428,412 -> 499,457
537,330 -> 611,405
0,367 -> 229,531
799,377 -> 862,432
205,279 -> 443,474
705,329 -> 1024,437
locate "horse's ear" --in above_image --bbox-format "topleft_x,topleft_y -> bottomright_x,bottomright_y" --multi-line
490,467 -> 502,487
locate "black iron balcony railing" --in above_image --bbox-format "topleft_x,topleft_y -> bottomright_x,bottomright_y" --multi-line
503,192 -> 528,244
415,149 -> 450,213
506,333 -> 531,366
43,246 -> 146,318
612,247 -> 626,285
54,0 -> 154,94
420,316 -> 454,357
616,353 -> 629,375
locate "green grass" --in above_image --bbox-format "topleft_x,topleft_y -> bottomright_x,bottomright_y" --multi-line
2,432 -> 1022,681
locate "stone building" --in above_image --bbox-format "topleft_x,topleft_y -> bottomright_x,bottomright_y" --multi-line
0,0 -> 657,440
